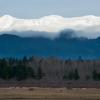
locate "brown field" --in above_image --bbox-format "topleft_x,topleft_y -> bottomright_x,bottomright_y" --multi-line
0,87 -> 99,100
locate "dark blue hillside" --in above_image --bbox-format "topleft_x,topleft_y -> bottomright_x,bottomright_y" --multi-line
0,34 -> 100,59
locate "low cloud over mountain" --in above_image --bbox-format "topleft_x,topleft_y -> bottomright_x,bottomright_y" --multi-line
0,15 -> 100,39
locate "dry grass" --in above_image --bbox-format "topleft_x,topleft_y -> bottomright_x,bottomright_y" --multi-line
0,87 -> 99,100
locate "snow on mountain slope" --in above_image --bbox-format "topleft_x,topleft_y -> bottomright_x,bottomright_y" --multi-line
0,15 -> 100,39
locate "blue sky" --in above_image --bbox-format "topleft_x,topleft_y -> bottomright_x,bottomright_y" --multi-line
0,0 -> 99,18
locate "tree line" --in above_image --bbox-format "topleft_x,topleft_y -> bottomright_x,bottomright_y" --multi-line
0,57 -> 99,81
0,57 -> 44,81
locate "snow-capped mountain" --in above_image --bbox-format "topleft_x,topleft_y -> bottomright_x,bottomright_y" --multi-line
0,15 -> 100,39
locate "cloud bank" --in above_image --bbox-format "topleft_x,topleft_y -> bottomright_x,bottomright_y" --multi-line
0,15 -> 100,39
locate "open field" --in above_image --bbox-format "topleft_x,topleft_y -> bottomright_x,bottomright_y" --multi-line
0,87 -> 99,100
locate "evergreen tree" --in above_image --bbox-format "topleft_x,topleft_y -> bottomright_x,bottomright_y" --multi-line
74,69 -> 80,80
14,64 -> 28,81
27,67 -> 36,79
22,56 -> 28,64
92,69 -> 100,81
0,59 -> 12,80
92,69 -> 97,80
63,70 -> 74,80
63,69 -> 80,80
67,70 -> 74,80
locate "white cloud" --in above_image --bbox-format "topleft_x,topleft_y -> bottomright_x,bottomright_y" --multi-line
0,15 -> 100,39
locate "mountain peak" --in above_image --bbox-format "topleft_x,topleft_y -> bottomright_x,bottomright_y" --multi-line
0,33 -> 19,38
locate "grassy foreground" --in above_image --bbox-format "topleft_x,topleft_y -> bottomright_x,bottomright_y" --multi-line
0,87 -> 99,100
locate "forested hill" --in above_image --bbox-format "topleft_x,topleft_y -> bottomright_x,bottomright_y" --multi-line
0,34 -> 100,59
